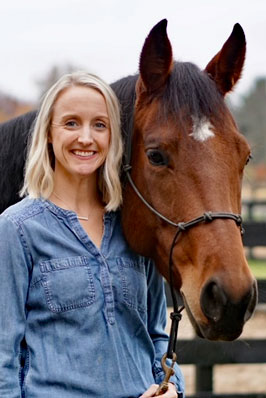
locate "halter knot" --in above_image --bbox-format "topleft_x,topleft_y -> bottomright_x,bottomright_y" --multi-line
170,310 -> 183,322
177,222 -> 186,231
123,164 -> 132,173
203,211 -> 213,221
236,215 -> 243,225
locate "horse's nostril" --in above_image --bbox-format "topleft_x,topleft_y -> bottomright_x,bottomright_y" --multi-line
244,280 -> 258,322
200,280 -> 227,322
200,279 -> 258,327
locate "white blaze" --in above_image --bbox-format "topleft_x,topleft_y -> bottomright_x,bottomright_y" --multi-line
190,118 -> 215,142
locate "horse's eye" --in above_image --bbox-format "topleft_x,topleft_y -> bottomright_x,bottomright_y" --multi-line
146,149 -> 168,166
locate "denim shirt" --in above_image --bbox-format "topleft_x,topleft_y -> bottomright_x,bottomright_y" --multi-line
0,197 -> 185,398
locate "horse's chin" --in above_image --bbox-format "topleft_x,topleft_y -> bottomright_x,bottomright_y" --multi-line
182,294 -> 243,341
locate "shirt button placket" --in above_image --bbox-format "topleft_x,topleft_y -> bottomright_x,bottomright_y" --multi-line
100,255 -> 115,325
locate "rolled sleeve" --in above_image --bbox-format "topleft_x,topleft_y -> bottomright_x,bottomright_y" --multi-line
0,215 -> 31,397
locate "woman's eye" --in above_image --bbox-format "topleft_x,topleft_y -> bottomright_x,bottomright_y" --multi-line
65,120 -> 78,128
146,149 -> 168,166
95,121 -> 107,129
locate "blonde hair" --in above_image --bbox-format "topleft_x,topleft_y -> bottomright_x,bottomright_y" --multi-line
21,71 -> 123,211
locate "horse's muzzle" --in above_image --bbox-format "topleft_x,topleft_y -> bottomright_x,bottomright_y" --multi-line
199,278 -> 258,340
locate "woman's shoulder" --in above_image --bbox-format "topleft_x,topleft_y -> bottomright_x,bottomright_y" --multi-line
0,197 -> 44,225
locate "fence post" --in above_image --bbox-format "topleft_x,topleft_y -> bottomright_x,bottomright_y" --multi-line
195,365 -> 213,394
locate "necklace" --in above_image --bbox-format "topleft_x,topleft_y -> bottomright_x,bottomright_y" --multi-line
52,191 -> 89,221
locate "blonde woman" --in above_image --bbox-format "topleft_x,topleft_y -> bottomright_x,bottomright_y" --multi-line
0,72 -> 184,398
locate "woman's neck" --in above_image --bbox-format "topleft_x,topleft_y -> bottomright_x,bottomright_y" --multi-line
50,172 -> 104,219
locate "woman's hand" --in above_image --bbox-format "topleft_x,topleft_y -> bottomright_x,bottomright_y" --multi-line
139,382 -> 178,398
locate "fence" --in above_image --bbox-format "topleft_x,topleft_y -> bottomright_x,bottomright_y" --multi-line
166,200 -> 266,398
242,200 -> 266,258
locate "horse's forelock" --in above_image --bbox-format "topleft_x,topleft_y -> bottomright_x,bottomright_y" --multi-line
111,62 -> 227,141
160,62 -> 226,126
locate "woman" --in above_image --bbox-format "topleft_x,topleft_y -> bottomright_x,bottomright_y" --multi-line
0,72 -> 184,397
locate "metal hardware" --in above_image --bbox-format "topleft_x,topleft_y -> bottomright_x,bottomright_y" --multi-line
154,353 -> 177,396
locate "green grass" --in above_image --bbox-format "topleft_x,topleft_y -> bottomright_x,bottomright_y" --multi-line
248,259 -> 266,279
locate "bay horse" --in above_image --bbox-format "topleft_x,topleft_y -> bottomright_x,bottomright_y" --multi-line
0,20 -> 257,341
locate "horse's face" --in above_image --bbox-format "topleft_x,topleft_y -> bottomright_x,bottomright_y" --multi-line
122,20 -> 257,341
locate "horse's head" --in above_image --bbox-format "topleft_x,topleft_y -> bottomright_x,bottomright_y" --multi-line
122,20 -> 257,341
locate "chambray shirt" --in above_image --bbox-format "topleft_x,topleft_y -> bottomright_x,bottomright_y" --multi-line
0,197 -> 184,398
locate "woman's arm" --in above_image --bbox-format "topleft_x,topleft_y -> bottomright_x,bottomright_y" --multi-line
0,214 -> 31,397
145,260 -> 185,397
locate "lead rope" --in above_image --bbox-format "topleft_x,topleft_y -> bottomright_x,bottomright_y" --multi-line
167,227 -> 185,359
155,227 -> 184,397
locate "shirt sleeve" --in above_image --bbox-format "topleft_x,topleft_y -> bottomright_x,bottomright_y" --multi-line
146,260 -> 185,397
0,214 -> 31,397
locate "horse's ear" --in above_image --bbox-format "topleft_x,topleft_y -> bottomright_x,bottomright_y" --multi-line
137,19 -> 173,95
205,23 -> 246,96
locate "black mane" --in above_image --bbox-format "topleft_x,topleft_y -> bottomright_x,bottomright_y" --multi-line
0,111 -> 37,212
163,62 -> 225,124
111,74 -> 137,142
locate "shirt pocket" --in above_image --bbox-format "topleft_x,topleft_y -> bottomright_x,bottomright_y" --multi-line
40,256 -> 95,313
116,257 -> 147,313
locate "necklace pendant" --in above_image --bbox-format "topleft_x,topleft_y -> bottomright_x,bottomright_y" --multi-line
77,216 -> 89,221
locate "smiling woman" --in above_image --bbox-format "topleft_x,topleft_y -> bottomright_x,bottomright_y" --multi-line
20,72 -> 123,213
50,86 -> 111,179
0,71 -> 184,398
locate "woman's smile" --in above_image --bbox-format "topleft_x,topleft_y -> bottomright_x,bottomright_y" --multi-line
71,149 -> 97,158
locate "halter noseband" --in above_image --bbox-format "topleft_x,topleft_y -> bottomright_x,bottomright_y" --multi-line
123,163 -> 244,360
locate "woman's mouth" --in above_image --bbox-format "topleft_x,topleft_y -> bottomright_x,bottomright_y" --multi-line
72,150 -> 96,158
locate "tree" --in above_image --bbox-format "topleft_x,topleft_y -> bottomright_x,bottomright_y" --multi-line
233,77 -> 266,164
36,64 -> 79,100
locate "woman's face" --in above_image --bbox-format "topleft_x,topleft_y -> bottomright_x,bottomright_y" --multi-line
49,85 -> 110,181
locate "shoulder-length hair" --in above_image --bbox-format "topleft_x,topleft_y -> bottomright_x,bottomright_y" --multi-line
21,71 -> 123,211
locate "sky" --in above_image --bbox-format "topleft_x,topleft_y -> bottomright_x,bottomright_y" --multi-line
0,0 -> 265,103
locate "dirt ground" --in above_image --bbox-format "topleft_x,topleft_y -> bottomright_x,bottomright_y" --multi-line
166,305 -> 266,395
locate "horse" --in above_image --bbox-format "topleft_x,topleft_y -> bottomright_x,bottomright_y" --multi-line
0,19 -> 257,342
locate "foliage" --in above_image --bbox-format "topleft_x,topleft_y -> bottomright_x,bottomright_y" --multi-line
232,77 -> 266,165
249,259 -> 266,279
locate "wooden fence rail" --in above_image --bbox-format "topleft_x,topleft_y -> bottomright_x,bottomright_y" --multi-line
242,221 -> 266,248
242,200 -> 266,258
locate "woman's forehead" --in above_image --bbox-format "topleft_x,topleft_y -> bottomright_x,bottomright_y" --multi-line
52,85 -> 108,117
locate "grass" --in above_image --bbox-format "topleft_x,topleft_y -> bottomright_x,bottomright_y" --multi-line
248,259 -> 266,279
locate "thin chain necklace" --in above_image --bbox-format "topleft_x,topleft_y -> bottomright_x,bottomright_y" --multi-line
52,191 -> 89,221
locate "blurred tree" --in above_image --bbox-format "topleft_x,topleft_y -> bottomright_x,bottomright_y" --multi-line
233,77 -> 266,164
36,64 -> 79,100
0,91 -> 33,122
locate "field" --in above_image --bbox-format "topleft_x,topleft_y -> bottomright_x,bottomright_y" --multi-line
249,259 -> 266,279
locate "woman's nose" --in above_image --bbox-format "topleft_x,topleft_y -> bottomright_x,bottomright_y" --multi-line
77,125 -> 93,144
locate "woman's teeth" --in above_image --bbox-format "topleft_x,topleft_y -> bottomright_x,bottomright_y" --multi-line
73,150 -> 95,157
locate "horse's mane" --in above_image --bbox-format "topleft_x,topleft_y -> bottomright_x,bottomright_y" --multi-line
0,111 -> 37,212
164,62 -> 225,123
111,61 -> 226,137
111,74 -> 138,142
